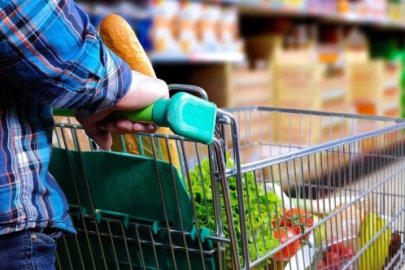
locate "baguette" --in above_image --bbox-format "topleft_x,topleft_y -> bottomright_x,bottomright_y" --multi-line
99,14 -> 181,170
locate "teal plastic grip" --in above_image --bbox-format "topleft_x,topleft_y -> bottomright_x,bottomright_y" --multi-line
152,99 -> 170,127
112,93 -> 216,144
159,92 -> 217,144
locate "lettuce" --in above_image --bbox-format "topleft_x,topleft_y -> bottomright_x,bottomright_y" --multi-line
188,155 -> 281,268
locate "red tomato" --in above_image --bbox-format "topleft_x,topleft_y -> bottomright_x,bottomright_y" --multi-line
271,207 -> 286,228
317,260 -> 327,269
328,242 -> 344,253
271,216 -> 283,229
328,242 -> 355,259
273,227 -> 301,261
291,225 -> 301,236
326,251 -> 340,270
340,247 -> 355,259
282,208 -> 314,228
279,208 -> 313,240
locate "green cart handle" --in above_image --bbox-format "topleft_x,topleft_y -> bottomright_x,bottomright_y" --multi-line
53,105 -> 155,122
52,92 -> 217,144
52,108 -> 75,117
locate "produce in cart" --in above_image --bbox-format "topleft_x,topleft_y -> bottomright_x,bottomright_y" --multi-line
189,156 -> 281,268
357,212 -> 391,270
188,154 -> 334,269
49,14 -> 405,267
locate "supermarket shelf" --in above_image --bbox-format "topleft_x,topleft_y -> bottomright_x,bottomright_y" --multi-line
319,14 -> 405,30
204,0 -> 241,3
150,52 -> 245,64
238,3 -> 308,17
238,3 -> 405,30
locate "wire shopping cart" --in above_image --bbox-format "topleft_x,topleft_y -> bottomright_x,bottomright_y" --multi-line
51,85 -> 405,270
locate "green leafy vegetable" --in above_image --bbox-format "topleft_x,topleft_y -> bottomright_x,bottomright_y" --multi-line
188,154 -> 281,268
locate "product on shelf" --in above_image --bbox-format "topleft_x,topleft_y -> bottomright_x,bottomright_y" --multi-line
307,0 -> 337,15
152,0 -> 181,53
218,7 -> 243,53
388,0 -> 403,22
349,61 -> 401,119
348,37 -> 401,120
150,0 -> 243,57
336,0 -> 351,15
196,4 -> 223,52
363,0 -> 387,22
177,2 -> 202,53
335,0 -> 389,22
280,0 -> 306,11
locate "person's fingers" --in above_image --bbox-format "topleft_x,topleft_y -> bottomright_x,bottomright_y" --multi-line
113,71 -> 169,111
129,122 -> 157,134
87,129 -> 112,150
99,119 -> 158,134
112,119 -> 136,133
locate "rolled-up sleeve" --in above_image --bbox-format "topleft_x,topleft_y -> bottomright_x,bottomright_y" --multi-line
0,0 -> 132,114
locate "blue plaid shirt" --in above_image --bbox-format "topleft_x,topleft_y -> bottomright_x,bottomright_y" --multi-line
0,0 -> 132,235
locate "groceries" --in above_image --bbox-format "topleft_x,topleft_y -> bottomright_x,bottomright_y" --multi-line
316,242 -> 355,269
188,153 -> 394,269
358,212 -> 391,270
188,156 -> 281,268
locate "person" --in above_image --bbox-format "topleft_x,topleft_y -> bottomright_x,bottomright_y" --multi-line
0,0 -> 168,269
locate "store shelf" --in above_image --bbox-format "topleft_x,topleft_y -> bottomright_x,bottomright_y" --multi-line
238,3 -> 308,17
150,52 -> 245,64
238,3 -> 405,30
204,0 -> 241,3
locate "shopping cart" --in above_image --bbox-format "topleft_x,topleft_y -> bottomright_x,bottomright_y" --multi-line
51,85 -> 405,270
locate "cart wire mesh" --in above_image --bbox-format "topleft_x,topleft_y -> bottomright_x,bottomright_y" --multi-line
51,106 -> 405,270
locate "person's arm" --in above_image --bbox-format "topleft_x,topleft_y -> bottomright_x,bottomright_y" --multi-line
0,0 -> 168,149
0,0 -> 131,113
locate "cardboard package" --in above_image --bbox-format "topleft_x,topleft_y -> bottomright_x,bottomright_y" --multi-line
349,60 -> 400,118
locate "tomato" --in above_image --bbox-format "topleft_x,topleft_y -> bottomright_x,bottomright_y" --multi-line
273,227 -> 301,261
328,242 -> 344,253
328,242 -> 355,259
279,208 -> 313,240
326,251 -> 340,270
291,225 -> 301,236
282,208 -> 314,228
271,207 -> 286,228
271,215 -> 283,229
317,260 -> 327,269
340,246 -> 355,259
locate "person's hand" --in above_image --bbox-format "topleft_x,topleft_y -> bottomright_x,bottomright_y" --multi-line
74,71 -> 169,150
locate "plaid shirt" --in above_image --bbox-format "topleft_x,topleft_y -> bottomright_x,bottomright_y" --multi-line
0,0 -> 132,235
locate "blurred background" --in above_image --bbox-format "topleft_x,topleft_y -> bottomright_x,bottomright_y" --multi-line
77,0 -> 405,119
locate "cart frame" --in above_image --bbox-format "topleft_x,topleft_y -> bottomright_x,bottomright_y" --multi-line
51,85 -> 405,270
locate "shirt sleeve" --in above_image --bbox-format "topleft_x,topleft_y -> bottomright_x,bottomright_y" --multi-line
0,0 -> 132,114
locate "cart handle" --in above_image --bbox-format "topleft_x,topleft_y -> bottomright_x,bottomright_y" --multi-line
52,89 -> 217,145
